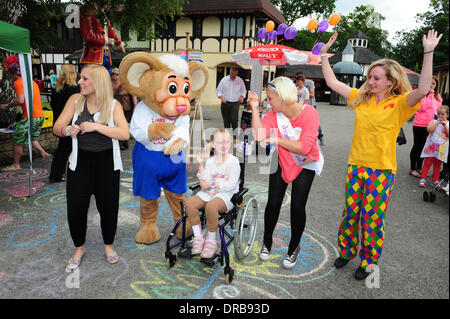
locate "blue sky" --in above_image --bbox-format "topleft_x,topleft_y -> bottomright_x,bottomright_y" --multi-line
294,0 -> 432,42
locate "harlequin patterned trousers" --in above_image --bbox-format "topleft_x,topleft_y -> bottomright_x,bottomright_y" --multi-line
338,165 -> 395,269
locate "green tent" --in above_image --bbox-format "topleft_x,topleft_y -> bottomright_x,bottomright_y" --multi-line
0,20 -> 35,196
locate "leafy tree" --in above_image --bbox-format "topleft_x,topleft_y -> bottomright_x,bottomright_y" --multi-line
331,5 -> 391,57
270,0 -> 335,26
390,0 -> 448,70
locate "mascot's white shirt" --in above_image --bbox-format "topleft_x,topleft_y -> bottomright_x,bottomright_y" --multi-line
130,101 -> 190,152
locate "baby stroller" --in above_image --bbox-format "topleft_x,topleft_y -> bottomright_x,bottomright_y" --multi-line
422,169 -> 449,202
165,136 -> 258,283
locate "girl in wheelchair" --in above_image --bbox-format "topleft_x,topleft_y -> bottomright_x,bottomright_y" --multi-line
185,128 -> 241,260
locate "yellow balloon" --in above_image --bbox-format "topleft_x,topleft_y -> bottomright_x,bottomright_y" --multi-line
307,19 -> 318,31
266,21 -> 275,33
329,13 -> 341,26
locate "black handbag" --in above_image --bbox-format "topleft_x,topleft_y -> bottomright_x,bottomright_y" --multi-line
397,127 -> 407,145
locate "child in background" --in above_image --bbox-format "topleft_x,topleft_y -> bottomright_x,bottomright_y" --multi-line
185,129 -> 241,260
419,105 -> 449,188
295,74 -> 310,105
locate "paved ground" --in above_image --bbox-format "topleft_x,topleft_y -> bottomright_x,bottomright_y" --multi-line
0,102 -> 448,301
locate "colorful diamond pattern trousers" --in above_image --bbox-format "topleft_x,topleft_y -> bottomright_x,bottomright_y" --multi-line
338,165 -> 395,269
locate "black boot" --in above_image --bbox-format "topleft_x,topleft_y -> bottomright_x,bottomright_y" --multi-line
334,257 -> 350,269
354,267 -> 370,280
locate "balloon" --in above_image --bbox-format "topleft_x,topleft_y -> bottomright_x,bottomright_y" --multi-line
312,42 -> 325,55
307,19 -> 318,31
329,13 -> 341,26
284,26 -> 298,40
318,19 -> 329,32
268,30 -> 278,41
258,28 -> 268,40
266,21 -> 275,33
277,23 -> 288,35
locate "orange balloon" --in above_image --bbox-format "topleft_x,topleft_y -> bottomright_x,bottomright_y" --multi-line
329,13 -> 341,26
307,18 -> 318,31
266,21 -> 275,33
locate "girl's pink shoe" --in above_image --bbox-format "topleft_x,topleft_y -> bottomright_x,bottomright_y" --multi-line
191,236 -> 205,255
200,238 -> 217,259
419,179 -> 426,187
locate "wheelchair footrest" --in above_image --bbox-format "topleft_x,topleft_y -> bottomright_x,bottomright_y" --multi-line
200,255 -> 219,267
178,246 -> 192,258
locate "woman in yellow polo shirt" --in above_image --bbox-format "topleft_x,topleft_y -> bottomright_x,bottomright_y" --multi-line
319,30 -> 442,280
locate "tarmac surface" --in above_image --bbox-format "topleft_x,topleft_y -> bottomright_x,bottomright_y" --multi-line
0,102 -> 448,301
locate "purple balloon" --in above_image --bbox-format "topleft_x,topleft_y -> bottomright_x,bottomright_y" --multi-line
318,20 -> 329,32
258,28 -> 268,40
312,42 -> 325,55
284,26 -> 298,40
277,23 -> 288,35
268,30 -> 278,41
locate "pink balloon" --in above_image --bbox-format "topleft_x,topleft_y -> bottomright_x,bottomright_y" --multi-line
284,26 -> 298,40
268,30 -> 278,41
258,28 -> 268,40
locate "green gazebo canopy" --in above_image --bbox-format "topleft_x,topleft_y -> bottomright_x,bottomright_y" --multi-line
0,20 -> 31,54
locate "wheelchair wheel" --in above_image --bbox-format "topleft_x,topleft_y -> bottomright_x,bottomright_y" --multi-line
224,266 -> 234,284
430,191 -> 436,202
234,195 -> 258,260
165,251 -> 177,268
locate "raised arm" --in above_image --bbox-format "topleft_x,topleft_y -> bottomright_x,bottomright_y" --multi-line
247,91 -> 266,142
320,32 -> 352,99
407,29 -> 443,107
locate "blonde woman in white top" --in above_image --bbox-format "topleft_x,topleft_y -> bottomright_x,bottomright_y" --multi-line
53,64 -> 129,269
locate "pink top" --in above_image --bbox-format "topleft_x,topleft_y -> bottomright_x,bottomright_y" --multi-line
413,92 -> 442,127
261,105 -> 320,183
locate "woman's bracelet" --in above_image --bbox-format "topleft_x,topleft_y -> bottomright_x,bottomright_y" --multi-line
248,98 -> 259,106
424,50 -> 434,54
60,126 -> 65,137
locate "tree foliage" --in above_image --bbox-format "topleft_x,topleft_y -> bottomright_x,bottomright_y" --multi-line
389,0 -> 448,70
331,5 -> 391,57
271,0 -> 335,26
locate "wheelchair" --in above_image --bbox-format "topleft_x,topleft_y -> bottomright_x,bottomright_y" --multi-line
423,169 -> 449,202
164,136 -> 258,284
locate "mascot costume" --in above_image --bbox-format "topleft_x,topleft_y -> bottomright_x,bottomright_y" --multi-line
79,4 -> 125,75
119,52 -> 209,244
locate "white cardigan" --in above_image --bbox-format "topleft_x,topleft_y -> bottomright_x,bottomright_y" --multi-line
68,99 -> 123,171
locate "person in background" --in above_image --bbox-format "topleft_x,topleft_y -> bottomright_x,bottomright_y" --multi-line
49,64 -> 80,182
319,30 -> 442,280
49,70 -> 58,89
295,74 -> 310,105
111,67 -> 137,150
296,72 -> 324,145
418,105 -> 449,188
1,55 -> 49,171
409,75 -> 442,177
53,64 -> 129,269
216,66 -> 246,130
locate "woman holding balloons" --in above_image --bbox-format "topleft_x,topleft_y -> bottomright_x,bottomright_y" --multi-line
319,29 -> 442,280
